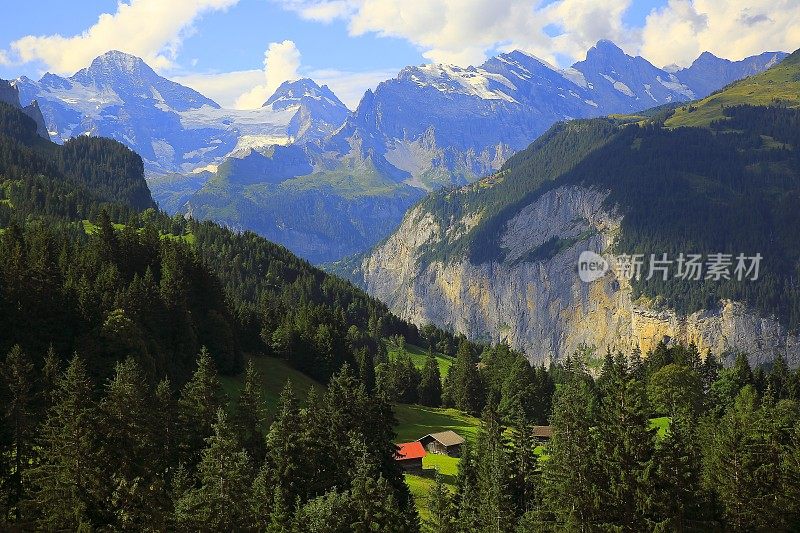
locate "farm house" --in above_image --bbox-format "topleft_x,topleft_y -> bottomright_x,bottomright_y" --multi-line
417,430 -> 465,457
396,441 -> 426,472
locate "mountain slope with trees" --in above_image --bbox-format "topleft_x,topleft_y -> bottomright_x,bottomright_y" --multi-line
352,47 -> 800,365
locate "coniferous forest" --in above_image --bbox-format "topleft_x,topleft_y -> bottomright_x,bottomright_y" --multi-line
2,62 -> 800,531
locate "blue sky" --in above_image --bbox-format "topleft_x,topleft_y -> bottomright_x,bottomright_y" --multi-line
1,1 -> 796,108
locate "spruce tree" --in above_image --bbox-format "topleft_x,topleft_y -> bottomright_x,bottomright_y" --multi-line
2,345 -> 35,523
427,470 -> 456,533
448,341 -> 484,415
649,410 -> 706,531
702,386 -> 785,531
266,484 -> 293,532
151,377 -> 177,477
348,448 -> 413,533
542,377 -> 602,529
234,359 -> 267,463
768,354 -> 790,400
96,357 -> 161,528
475,404 -> 512,532
175,409 -> 252,530
355,347 -> 376,394
178,347 -> 223,464
453,440 -> 480,531
595,360 -> 655,530
418,351 -> 442,407
27,354 -> 101,530
266,380 -> 310,508
40,344 -> 60,413
250,462 -> 274,530
508,420 -> 539,518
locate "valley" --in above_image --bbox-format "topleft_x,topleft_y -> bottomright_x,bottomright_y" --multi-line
1,7 -> 800,530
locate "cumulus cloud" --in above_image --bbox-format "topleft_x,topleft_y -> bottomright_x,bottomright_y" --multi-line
276,0 -> 637,66
640,0 -> 800,68
234,40 -> 302,109
5,0 -> 239,75
276,0 -> 800,68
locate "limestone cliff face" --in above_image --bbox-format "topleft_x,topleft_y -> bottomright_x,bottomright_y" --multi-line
360,185 -> 800,367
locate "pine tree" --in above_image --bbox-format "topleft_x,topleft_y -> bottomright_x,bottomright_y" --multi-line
178,347 -> 224,464
234,359 -> 267,464
175,409 -> 253,530
418,351 -> 442,407
27,354 -> 101,530
2,345 -> 35,523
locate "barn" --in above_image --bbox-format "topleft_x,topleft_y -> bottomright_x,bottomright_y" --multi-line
531,426 -> 552,440
417,430 -> 465,457
395,441 -> 426,472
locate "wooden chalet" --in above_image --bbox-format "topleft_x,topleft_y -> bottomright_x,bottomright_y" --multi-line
395,441 -> 426,472
417,430 -> 465,457
531,425 -> 553,440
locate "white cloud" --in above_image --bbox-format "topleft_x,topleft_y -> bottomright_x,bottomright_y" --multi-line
0,50 -> 10,66
542,0 -> 638,61
173,69 -> 264,107
234,40 -> 302,109
175,66 -> 394,109
640,0 -> 800,68
276,0 -> 800,68
6,0 -> 239,75
276,0 -> 635,66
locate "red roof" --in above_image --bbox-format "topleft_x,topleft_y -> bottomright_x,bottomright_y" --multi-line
396,441 -> 426,461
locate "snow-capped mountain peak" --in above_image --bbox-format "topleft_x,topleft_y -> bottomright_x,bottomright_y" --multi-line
396,62 -> 518,102
263,78 -> 346,111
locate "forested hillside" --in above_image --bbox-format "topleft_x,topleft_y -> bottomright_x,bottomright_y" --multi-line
409,55 -> 800,331
0,99 -> 483,529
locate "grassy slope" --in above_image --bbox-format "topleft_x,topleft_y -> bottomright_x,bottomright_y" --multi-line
394,404 -> 480,523
220,355 -> 324,420
81,220 -> 197,245
667,50 -> 800,128
386,341 -> 455,375
394,404 -> 481,444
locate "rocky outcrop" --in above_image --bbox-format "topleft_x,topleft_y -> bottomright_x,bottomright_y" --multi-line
1,79 -> 50,140
360,185 -> 800,367
23,100 -> 50,140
